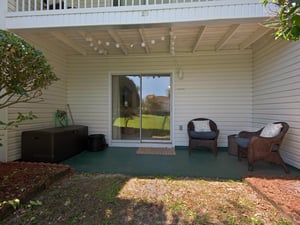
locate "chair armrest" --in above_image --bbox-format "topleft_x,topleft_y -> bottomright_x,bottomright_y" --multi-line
249,136 -> 279,153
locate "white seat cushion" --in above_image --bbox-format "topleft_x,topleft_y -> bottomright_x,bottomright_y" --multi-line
192,120 -> 211,132
260,123 -> 283,138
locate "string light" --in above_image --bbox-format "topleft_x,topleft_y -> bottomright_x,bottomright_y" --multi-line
85,34 -> 170,55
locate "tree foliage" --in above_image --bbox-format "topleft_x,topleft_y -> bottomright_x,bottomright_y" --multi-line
0,30 -> 58,110
264,0 -> 300,40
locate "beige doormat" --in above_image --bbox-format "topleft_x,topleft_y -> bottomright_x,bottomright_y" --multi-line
136,147 -> 176,155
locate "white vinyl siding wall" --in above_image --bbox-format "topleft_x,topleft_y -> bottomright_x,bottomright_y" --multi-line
253,37 -> 300,169
6,40 -> 67,161
67,53 -> 253,147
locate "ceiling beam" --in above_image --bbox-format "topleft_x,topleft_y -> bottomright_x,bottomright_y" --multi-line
215,24 -> 240,51
239,26 -> 272,50
192,26 -> 206,53
107,30 -> 128,56
50,32 -> 87,56
138,29 -> 150,54
78,31 -> 88,40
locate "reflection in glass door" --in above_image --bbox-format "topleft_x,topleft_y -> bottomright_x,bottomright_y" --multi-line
112,74 -> 171,142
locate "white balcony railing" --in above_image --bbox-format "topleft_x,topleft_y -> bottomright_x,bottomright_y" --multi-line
5,0 -> 267,29
8,0 -> 222,12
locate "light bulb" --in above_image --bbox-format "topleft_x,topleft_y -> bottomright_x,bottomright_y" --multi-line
98,40 -> 102,45
105,42 -> 110,46
141,42 -> 146,47
151,40 -> 156,44
115,43 -> 120,48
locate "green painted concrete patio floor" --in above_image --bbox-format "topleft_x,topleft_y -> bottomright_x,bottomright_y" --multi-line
63,147 -> 300,180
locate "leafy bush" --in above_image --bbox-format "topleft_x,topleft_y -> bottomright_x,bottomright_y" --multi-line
0,30 -> 58,145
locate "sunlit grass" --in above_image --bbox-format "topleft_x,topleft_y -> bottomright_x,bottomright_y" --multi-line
113,114 -> 170,130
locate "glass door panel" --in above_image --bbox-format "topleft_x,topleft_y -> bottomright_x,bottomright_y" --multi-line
112,75 -> 140,140
141,75 -> 170,141
112,74 -> 171,142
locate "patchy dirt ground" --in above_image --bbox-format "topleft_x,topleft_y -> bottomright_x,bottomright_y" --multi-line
245,176 -> 300,224
0,162 -> 73,219
0,162 -> 299,224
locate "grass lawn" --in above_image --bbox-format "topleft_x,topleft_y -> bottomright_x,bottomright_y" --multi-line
113,114 -> 170,130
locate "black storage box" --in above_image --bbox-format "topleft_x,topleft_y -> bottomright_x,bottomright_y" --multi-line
22,125 -> 88,163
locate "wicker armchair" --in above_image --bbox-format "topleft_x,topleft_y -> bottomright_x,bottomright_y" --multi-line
187,118 -> 219,156
236,122 -> 289,173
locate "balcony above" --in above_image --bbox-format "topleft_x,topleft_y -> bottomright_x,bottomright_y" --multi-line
5,0 -> 270,29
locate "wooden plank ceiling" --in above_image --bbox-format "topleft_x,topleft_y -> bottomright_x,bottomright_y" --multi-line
17,23 -> 272,57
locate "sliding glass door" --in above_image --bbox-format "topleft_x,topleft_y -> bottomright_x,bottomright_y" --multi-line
112,74 -> 171,142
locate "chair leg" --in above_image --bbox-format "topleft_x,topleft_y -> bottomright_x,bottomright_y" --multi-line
273,152 -> 290,173
237,147 -> 242,161
188,140 -> 192,155
282,164 -> 290,173
248,163 -> 254,171
212,145 -> 218,157
279,158 -> 290,174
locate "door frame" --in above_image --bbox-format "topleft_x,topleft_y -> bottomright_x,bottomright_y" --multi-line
108,71 -> 174,148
